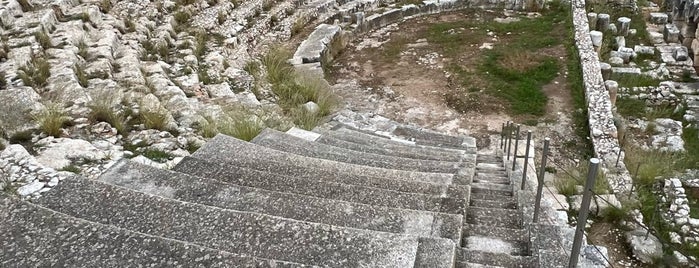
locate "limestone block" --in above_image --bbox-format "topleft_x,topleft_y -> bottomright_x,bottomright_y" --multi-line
665,24 -> 680,43
617,17 -> 631,36
605,80 -> 619,106
596,13 -> 610,31
590,31 -> 603,48
614,36 -> 626,49
650,32 -> 665,44
634,45 -> 655,55
600,62 -> 612,80
587,12 -> 598,30
650,13 -> 668,24
675,46 -> 689,61
626,229 -> 663,264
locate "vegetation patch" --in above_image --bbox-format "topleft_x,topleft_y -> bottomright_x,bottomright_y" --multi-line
33,102 -> 71,137
18,56 -> 51,88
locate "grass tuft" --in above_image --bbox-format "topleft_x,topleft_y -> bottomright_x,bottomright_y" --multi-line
33,102 -> 71,137
18,56 -> 51,88
140,108 -> 169,131
87,93 -> 127,134
60,165 -> 81,173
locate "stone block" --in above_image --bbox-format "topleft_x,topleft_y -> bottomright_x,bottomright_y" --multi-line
649,12 -> 668,24
675,46 -> 689,61
617,17 -> 631,36
665,24 -> 680,43
596,13 -> 610,31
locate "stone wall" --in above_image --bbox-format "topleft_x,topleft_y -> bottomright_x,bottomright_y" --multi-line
571,0 -> 634,194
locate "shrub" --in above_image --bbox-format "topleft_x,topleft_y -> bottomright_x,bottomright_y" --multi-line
554,176 -> 578,197
74,64 -> 88,87
261,46 -> 293,84
217,11 -> 227,25
77,40 -> 89,59
140,108 -> 169,130
218,115 -> 264,141
18,56 -> 51,88
141,149 -> 172,162
34,30 -> 52,50
174,11 -> 191,26
0,71 -> 6,90
87,94 -> 127,134
99,0 -> 112,13
194,31 -> 207,60
198,117 -> 219,138
291,108 -> 323,130
17,0 -> 33,12
124,18 -> 136,33
33,102 -> 71,137
624,145 -> 679,188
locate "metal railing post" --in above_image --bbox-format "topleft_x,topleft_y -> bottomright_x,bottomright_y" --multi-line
533,137 -> 550,223
506,122 -> 513,160
511,124 -> 521,171
520,130 -> 532,190
500,122 -> 506,150
569,158 -> 600,268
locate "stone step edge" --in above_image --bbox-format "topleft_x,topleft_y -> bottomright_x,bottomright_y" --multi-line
20,197 -> 309,266
103,160 -> 465,242
330,124 -> 474,153
84,175 -> 463,244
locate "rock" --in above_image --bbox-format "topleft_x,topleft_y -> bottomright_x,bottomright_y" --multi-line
609,56 -> 624,66
590,31 -> 603,47
673,251 -> 689,265
17,181 -> 45,196
649,13 -> 668,24
617,17 -> 631,36
614,36 -> 625,49
604,80 -> 618,106
664,24 -> 680,43
634,45 -> 655,55
600,62 -> 612,80
674,46 -> 689,61
206,82 -> 235,98
34,138 -> 106,170
626,228 -> 663,263
0,87 -> 44,138
302,101 -> 320,114
596,13 -> 610,31
587,12 -> 598,30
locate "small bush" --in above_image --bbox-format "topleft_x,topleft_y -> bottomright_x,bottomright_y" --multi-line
74,64 -> 88,87
33,102 -> 71,137
624,145 -> 679,188
140,108 -> 169,130
198,118 -> 219,138
291,18 -> 305,37
218,115 -> 264,141
269,15 -> 279,27
262,0 -> 274,11
177,0 -> 196,6
261,46 -> 293,84
217,11 -> 227,25
77,40 -> 89,59
174,11 -> 191,26
99,0 -> 112,13
18,56 -> 51,88
198,66 -> 212,85
0,71 -> 7,90
87,94 -> 127,134
554,177 -> 578,197
34,30 -> 52,50
599,204 -> 630,224
194,31 -> 207,60
125,18 -> 136,33
291,108 -> 323,130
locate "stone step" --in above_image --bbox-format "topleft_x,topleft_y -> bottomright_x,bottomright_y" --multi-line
193,134 -> 455,185
472,182 -> 513,193
476,162 -> 505,169
472,176 -> 510,185
476,169 -> 509,175
471,186 -> 513,197
325,127 -> 468,161
458,249 -> 536,268
0,196 -> 304,267
392,125 -> 476,150
467,207 -> 521,228
470,198 -> 517,209
476,154 -> 503,162
470,192 -> 516,202
174,157 -> 467,215
34,177 -> 456,267
457,263 -> 506,268
463,224 -> 527,244
462,236 -> 529,256
251,128 -> 465,174
317,132 -> 465,162
100,160 -> 463,242
179,153 -> 468,198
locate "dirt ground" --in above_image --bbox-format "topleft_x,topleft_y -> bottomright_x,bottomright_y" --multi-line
326,8 -> 642,265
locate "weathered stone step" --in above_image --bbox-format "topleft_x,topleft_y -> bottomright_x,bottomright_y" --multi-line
193,134 -> 455,185
34,177 -> 456,267
100,161 -> 463,242
463,224 -> 527,244
174,157 -> 466,215
458,249 -> 536,268
252,129 -> 465,173
392,125 -> 476,150
476,154 -> 503,162
470,192 -> 516,202
457,262 -> 506,268
471,186 -> 513,197
470,198 -> 517,209
0,196 -> 304,267
472,182 -> 513,192
472,176 -> 510,185
476,162 -> 505,169
324,127 -> 468,161
317,132 -> 465,162
467,207 -> 521,228
462,236 -> 529,256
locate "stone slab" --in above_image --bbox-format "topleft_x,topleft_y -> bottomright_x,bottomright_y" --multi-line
0,196 -> 305,267
252,128 -> 464,173
99,160 -> 463,242
193,134 -> 455,186
34,177 -> 454,267
173,157 -> 467,214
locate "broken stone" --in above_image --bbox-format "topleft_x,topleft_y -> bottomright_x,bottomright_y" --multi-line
617,17 -> 631,36
649,13 -> 668,24
590,31 -> 603,48
665,24 -> 680,43
600,62 -> 612,80
674,46 -> 689,61
596,13 -> 610,31
302,101 -> 320,114
626,228 -> 663,264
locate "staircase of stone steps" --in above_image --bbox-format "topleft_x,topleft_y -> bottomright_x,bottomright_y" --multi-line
2,118 -> 545,267
456,154 -> 536,268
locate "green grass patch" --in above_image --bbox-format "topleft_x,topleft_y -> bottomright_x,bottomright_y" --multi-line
141,149 -> 173,162
18,56 -> 51,88
610,73 -> 660,88
60,165 -> 81,173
